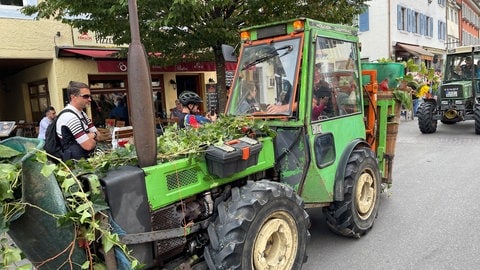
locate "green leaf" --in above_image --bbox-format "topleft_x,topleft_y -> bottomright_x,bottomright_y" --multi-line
2,246 -> 22,266
79,210 -> 92,223
17,264 -> 34,270
81,260 -> 91,269
40,163 -> 57,177
0,145 -> 21,159
102,232 -> 119,253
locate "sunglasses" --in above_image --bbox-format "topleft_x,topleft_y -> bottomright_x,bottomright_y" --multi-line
79,94 -> 92,99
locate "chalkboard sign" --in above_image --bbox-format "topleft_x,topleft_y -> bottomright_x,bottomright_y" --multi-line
226,71 -> 234,87
206,84 -> 218,113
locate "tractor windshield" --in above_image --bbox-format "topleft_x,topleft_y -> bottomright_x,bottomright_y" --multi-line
444,52 -> 480,82
226,37 -> 301,116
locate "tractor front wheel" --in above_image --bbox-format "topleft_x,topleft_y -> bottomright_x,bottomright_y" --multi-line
323,148 -> 380,238
204,180 -> 310,270
417,102 -> 437,133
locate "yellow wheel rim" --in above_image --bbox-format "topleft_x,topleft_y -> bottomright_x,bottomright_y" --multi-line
252,211 -> 298,270
355,170 -> 377,220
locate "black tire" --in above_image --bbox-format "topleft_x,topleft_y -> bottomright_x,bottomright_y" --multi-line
475,106 -> 480,134
323,148 -> 380,238
417,102 -> 437,133
204,180 -> 310,270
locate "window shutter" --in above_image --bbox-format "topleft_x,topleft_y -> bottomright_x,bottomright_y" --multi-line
359,9 -> 369,32
407,9 -> 412,32
397,5 -> 402,30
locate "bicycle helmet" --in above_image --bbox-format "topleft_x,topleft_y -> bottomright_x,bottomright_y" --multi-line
179,91 -> 203,106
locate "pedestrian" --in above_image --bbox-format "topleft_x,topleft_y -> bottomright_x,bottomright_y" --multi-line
177,91 -> 217,128
56,81 -> 99,161
408,82 -> 419,117
109,97 -> 129,125
38,106 -> 56,140
169,99 -> 183,120
154,91 -> 164,118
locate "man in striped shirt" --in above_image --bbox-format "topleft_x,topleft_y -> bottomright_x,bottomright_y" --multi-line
56,81 -> 99,161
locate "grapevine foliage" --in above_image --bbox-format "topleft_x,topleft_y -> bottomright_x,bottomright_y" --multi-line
0,115 -> 274,268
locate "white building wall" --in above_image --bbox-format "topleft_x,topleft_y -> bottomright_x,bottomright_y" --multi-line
360,0 -> 447,62
358,0 -> 391,61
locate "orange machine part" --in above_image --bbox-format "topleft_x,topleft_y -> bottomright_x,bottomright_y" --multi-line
361,70 -> 378,151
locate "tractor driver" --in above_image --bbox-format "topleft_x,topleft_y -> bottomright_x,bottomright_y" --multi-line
458,56 -> 477,78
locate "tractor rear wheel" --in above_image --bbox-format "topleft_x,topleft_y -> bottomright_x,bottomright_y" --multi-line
475,106 -> 480,134
204,180 -> 310,270
417,102 -> 437,133
323,148 -> 380,238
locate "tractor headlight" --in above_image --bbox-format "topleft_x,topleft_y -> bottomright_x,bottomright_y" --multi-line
455,100 -> 463,105
441,100 -> 449,105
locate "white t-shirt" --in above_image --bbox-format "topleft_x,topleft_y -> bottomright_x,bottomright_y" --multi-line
37,116 -> 52,140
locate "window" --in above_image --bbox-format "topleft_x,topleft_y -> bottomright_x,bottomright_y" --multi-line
397,5 -> 408,31
88,75 -> 164,127
425,16 -> 433,37
312,37 -> 361,121
314,133 -> 335,168
0,0 -> 23,6
412,11 -> 419,34
438,21 -> 446,41
28,80 -> 50,123
0,0 -> 37,19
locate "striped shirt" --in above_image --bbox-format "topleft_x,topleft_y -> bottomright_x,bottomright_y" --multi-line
56,104 -> 97,144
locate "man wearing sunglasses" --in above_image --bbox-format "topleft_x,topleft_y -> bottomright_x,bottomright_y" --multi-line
55,81 -> 99,161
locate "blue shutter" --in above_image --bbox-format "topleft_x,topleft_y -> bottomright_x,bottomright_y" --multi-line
359,9 -> 369,31
420,14 -> 425,35
407,9 -> 412,32
397,5 -> 402,30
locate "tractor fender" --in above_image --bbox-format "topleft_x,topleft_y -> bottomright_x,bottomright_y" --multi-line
333,139 -> 370,201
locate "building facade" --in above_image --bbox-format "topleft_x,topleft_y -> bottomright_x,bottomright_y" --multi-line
0,0 -> 230,133
359,0 -> 480,70
358,0 -> 448,72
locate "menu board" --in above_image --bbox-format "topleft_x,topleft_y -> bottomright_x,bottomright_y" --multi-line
206,84 -> 218,113
0,122 -> 16,137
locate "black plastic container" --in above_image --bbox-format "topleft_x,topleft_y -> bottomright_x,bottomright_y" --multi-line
205,137 -> 262,178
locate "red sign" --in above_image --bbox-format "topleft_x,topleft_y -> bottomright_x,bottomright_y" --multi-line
97,60 -> 236,73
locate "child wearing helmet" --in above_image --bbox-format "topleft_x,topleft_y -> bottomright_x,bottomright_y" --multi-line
177,91 -> 217,128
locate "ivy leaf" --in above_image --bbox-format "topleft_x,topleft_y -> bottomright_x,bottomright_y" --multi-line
0,145 -> 21,159
79,209 -> 92,224
61,177 -> 76,192
81,260 -> 91,269
2,246 -> 22,266
17,265 -> 33,270
40,163 -> 57,177
102,231 -> 119,253
92,263 -> 107,270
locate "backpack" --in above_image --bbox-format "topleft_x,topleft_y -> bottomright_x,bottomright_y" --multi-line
43,109 -> 82,160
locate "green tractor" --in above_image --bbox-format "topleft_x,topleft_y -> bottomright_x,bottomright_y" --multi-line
418,45 -> 480,134
4,18 -> 400,269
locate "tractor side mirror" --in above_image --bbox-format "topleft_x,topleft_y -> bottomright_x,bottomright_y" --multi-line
222,44 -> 237,62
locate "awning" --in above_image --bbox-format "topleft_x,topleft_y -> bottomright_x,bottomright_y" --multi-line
396,43 -> 434,61
56,47 -> 121,59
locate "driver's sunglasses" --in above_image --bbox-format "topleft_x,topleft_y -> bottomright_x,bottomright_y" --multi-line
79,94 -> 92,99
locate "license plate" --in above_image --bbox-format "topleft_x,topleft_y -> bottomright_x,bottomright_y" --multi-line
445,91 -> 458,97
